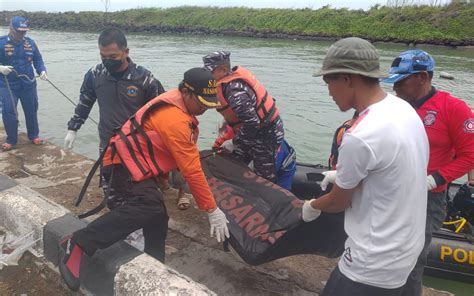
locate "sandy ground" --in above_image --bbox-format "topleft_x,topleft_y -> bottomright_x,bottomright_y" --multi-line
0,131 -> 453,296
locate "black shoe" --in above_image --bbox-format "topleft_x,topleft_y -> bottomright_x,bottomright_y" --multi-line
58,235 -> 83,291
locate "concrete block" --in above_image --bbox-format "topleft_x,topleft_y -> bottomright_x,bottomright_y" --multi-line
44,213 -> 142,295
0,176 -> 69,253
43,213 -> 87,265
115,254 -> 216,296
0,174 -> 17,192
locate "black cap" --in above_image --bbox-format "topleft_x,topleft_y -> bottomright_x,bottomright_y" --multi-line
202,51 -> 231,72
183,68 -> 219,108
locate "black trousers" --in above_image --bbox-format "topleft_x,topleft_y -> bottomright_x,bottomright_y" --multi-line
322,266 -> 403,296
400,191 -> 446,296
74,165 -> 169,262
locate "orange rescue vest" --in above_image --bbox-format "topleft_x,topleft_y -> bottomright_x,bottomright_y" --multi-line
216,66 -> 279,129
109,89 -> 199,182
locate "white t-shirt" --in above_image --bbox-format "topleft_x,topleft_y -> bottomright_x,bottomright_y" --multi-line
336,94 -> 429,289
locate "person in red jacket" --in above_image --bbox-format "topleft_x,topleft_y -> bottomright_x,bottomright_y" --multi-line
383,49 -> 474,296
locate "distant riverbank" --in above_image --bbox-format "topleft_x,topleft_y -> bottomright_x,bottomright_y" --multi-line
1,4 -> 473,47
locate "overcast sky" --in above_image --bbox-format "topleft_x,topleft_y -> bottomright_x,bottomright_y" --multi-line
1,0 -> 396,12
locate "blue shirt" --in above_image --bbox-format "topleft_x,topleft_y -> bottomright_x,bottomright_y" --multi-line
0,35 -> 46,87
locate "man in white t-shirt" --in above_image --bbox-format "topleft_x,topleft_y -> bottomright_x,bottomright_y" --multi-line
303,37 -> 429,296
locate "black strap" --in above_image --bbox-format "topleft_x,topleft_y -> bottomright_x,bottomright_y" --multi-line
77,164 -> 115,219
256,91 -> 277,126
75,145 -> 109,207
118,129 -> 149,176
130,118 -> 163,176
129,119 -> 148,167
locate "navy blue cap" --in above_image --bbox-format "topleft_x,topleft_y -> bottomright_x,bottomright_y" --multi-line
382,49 -> 435,84
10,16 -> 29,32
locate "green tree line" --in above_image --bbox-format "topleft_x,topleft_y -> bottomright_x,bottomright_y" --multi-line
1,3 -> 473,46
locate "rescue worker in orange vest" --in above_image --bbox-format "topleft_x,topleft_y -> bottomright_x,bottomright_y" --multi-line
57,68 -> 230,291
203,51 -> 284,183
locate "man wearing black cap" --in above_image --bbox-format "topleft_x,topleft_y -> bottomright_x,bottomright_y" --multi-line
203,51 -> 284,184
58,67 -> 229,291
0,16 -> 47,151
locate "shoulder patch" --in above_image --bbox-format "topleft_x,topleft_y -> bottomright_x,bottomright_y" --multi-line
464,118 -> 474,133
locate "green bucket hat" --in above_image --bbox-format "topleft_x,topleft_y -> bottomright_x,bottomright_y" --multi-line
313,37 -> 387,78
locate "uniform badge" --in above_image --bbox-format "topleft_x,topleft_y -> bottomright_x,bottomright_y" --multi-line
464,119 -> 474,133
423,110 -> 437,126
126,85 -> 139,97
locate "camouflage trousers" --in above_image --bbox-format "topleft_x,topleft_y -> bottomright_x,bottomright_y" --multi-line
232,117 -> 284,182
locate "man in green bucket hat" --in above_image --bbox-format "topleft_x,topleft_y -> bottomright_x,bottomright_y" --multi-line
303,37 -> 430,295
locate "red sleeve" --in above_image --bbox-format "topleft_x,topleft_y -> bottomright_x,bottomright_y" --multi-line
438,101 -> 474,182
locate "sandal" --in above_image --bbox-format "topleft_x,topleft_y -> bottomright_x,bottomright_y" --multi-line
31,138 -> 45,145
1,143 -> 14,151
177,195 -> 191,210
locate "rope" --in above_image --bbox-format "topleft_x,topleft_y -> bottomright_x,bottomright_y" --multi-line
4,69 -> 99,126
43,78 -> 99,126
3,75 -> 19,123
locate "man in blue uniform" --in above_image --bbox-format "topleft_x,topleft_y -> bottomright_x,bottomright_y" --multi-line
0,16 -> 47,151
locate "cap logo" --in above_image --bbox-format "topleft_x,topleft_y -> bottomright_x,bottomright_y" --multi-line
208,80 -> 217,87
202,87 -> 217,95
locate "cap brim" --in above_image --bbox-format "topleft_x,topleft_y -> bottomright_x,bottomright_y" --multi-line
197,95 -> 220,108
313,68 -> 388,78
14,27 -> 29,32
381,73 -> 411,84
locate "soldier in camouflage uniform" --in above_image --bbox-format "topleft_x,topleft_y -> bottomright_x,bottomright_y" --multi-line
203,51 -> 284,183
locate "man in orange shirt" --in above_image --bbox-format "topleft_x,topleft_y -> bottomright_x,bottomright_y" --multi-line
58,67 -> 229,291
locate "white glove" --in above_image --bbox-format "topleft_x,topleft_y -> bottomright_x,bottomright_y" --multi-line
208,207 -> 230,243
0,65 -> 13,75
221,139 -> 234,152
302,199 -> 322,222
320,170 -> 337,191
39,71 -> 48,80
64,130 -> 77,150
427,175 -> 437,191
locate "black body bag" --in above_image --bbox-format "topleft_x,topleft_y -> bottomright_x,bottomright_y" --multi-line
200,150 -> 347,266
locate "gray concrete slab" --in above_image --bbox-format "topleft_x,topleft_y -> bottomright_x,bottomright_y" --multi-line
0,174 -> 17,192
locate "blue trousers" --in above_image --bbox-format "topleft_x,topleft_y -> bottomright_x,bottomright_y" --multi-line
0,83 -> 40,145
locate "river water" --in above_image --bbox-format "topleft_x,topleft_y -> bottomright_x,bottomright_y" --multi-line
3,28 -> 474,294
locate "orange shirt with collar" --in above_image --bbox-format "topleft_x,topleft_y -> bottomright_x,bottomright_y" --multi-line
103,104 -> 217,211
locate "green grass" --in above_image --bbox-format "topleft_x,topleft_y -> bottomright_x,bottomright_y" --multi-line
1,3 -> 473,45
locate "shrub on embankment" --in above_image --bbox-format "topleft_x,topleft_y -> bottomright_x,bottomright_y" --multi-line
0,4 -> 473,46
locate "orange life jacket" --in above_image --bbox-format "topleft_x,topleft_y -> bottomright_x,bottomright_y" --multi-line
109,89 -> 199,182
328,118 -> 357,170
216,66 -> 279,129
